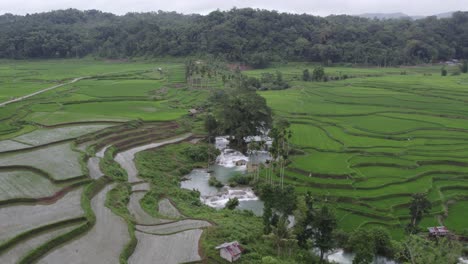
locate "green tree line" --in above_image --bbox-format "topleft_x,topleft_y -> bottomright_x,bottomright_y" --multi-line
1,8 -> 468,66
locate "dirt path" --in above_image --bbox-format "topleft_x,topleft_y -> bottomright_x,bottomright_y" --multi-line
38,184 -> 130,264
0,77 -> 85,107
114,134 -> 192,183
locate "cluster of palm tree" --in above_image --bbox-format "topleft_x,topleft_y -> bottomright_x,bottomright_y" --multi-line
247,121 -> 292,189
268,123 -> 292,189
247,139 -> 266,182
184,59 -> 232,89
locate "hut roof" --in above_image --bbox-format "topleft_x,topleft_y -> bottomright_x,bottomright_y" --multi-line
428,226 -> 449,235
215,241 -> 243,257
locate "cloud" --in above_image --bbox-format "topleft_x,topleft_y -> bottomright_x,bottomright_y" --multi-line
0,0 -> 465,16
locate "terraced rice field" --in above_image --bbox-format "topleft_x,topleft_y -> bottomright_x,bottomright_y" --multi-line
0,143 -> 84,181
259,70 -> 468,238
128,192 -> 171,225
129,229 -> 204,264
0,224 -> 81,264
38,184 -> 130,264
0,59 -> 214,263
0,188 -> 83,244
13,124 -> 113,146
136,220 -> 211,235
0,169 -> 61,201
158,198 -> 183,218
114,134 -> 192,183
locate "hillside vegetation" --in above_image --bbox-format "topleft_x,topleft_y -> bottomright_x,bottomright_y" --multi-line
0,9 -> 467,66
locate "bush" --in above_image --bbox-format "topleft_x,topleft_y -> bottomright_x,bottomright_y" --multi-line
302,69 -> 310,81
460,60 -> 468,73
225,197 -> 240,210
228,173 -> 253,187
312,66 -> 325,81
183,144 -> 219,162
451,70 -> 461,76
247,52 -> 272,69
441,67 -> 448,76
209,175 -> 223,188
101,146 -> 127,181
260,71 -> 290,90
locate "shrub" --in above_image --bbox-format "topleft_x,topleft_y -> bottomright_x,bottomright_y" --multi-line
246,52 -> 271,69
451,70 -> 461,76
228,173 -> 253,187
312,66 -> 325,81
183,144 -> 219,162
460,60 -> 468,73
441,67 -> 448,76
225,197 -> 239,210
302,69 -> 310,81
208,175 -> 223,188
260,71 -> 290,90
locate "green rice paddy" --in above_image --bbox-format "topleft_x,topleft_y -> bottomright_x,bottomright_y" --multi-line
255,65 -> 468,238
0,59 -> 466,263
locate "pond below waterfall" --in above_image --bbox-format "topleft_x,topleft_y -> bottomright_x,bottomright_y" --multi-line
181,136 -> 266,216
324,249 -> 397,264
181,167 -> 264,216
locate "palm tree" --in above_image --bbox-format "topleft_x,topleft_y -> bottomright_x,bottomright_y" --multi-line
266,215 -> 295,256
407,193 -> 432,233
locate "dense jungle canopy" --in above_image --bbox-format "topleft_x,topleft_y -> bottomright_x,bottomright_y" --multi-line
1,8 -> 467,66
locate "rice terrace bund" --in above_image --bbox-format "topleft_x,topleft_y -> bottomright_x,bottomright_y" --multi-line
0,59 -> 467,263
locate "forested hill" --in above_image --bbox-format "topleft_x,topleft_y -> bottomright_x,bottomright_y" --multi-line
1,8 -> 467,66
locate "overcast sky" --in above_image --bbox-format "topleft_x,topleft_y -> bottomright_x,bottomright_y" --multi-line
0,0 -> 466,16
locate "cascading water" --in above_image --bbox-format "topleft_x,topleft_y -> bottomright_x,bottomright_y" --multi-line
214,136 -> 248,168
181,136 -> 268,216
201,188 -> 259,208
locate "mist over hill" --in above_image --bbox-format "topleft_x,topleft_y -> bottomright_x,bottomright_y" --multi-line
357,11 -> 457,20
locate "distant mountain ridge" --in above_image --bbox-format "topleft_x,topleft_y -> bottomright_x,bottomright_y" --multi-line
357,11 -> 458,20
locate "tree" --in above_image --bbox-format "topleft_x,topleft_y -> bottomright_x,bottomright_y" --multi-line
210,76 -> 272,152
347,227 -> 394,264
268,121 -> 292,189
204,114 -> 218,143
225,197 -> 239,210
312,66 -> 325,81
1,9 -> 468,65
313,205 -> 337,263
295,192 -> 315,249
263,203 -> 273,234
461,60 -> 468,73
268,216 -> 294,256
407,193 -> 431,233
441,67 -> 448,76
396,235 -> 462,264
348,229 -> 375,264
371,227 -> 393,257
247,52 -> 271,69
302,69 -> 310,81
